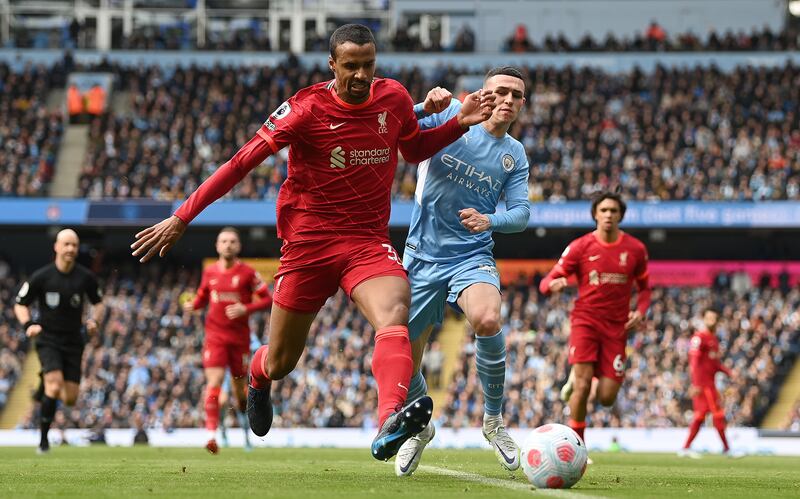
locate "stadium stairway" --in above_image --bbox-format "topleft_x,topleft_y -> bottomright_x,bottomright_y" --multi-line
0,345 -> 40,429
50,123 -> 89,197
428,316 -> 467,413
762,359 -> 800,429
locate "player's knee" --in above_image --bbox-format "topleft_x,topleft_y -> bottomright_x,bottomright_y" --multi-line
375,302 -> 410,330
266,358 -> 293,381
598,393 -> 617,407
472,313 -> 501,337
713,415 -> 726,428
572,376 -> 592,399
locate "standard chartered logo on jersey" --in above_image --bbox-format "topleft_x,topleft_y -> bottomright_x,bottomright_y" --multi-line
329,146 -> 391,169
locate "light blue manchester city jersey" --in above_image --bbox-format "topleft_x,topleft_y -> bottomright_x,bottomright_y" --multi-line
404,99 -> 530,262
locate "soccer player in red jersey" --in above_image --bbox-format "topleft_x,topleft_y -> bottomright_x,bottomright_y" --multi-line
679,307 -> 734,458
539,192 -> 651,452
183,227 -> 272,454
131,24 -> 494,461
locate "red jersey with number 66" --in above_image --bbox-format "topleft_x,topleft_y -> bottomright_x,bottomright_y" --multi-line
541,231 -> 651,328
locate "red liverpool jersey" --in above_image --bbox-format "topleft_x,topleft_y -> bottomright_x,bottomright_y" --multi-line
689,330 -> 731,387
192,261 -> 272,345
541,231 -> 650,327
174,78 -> 466,241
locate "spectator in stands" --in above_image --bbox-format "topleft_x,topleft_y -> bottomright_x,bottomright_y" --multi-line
505,25 -> 533,53
452,25 -> 476,52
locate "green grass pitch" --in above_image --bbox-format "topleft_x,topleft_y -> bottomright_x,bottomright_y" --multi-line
1,447 -> 799,498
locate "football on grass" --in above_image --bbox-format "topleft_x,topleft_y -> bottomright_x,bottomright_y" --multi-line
520,423 -> 588,489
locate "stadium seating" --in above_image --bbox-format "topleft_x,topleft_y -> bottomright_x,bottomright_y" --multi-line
2,261 -> 794,431
65,60 -> 800,202
0,63 -> 64,197
0,259 -> 29,412
787,401 -> 800,431
438,275 -> 800,429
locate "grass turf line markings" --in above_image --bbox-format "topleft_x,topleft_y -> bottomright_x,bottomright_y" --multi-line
418,465 -> 608,498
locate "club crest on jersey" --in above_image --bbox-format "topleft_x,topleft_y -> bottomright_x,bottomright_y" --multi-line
45,292 -> 60,308
70,294 -> 81,307
589,270 -> 600,286
501,154 -> 515,172
232,275 -> 240,287
619,251 -> 628,266
377,111 -> 388,134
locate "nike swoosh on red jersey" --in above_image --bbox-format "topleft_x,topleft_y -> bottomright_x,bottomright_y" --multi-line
329,123 -> 345,129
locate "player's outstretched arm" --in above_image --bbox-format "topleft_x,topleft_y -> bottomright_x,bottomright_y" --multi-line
131,134 -> 273,262
131,215 -> 187,263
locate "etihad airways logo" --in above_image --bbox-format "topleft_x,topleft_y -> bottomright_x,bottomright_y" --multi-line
329,146 -> 391,169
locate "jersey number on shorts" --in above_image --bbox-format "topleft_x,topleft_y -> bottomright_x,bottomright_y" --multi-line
381,243 -> 401,265
613,354 -> 625,374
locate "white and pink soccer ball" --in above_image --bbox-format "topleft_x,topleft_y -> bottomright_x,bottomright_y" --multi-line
520,423 -> 588,489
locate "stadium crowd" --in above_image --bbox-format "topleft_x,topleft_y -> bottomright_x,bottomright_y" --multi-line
787,401 -> 800,431
0,261 -> 794,433
504,23 -> 800,53
0,63 -> 64,197
8,18 -> 799,54
65,59 -> 800,202
0,259 -> 28,412
439,274 -> 800,430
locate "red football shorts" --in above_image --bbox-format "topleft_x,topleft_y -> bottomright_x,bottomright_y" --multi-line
272,236 -> 407,314
692,386 -> 722,418
202,340 -> 250,378
568,322 -> 627,383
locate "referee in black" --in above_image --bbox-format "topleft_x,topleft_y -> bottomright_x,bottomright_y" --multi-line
14,229 -> 104,454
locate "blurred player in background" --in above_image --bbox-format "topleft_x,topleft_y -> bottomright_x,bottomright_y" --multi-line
679,307 -> 736,458
131,23 -> 495,462
539,192 -> 651,460
394,67 -> 530,476
13,229 -> 104,454
183,227 -> 272,454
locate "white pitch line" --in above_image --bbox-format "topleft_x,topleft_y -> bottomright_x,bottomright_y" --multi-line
418,465 -> 607,498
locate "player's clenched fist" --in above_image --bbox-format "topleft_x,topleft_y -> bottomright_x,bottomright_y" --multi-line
548,277 -> 568,293
423,86 -> 453,114
459,208 -> 491,233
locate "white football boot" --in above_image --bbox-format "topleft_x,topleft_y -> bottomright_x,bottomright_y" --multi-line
482,415 -> 520,471
394,422 -> 435,477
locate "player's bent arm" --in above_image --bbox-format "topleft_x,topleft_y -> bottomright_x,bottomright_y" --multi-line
398,116 -> 466,163
487,202 -> 530,233
538,265 -> 569,295
246,286 -> 273,313
489,154 -> 531,233
634,273 -> 652,316
174,134 -> 275,224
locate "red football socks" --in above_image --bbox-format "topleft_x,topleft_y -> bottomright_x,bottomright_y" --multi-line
684,418 -> 703,449
372,325 -> 413,426
713,416 -> 729,452
569,419 -> 587,443
204,386 -> 221,431
249,345 -> 271,390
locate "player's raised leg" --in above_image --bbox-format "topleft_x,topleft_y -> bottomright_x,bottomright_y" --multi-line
203,366 -> 225,454
458,282 -> 520,471
351,275 -> 432,461
568,362 -> 594,445
247,304 -> 317,436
